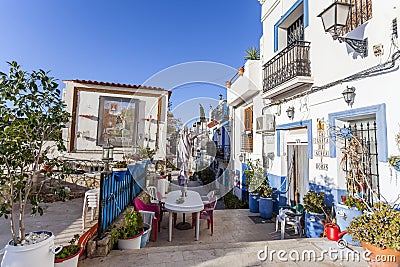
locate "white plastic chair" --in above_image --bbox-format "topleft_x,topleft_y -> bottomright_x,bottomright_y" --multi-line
275,208 -> 303,240
147,186 -> 158,204
201,190 -> 215,205
82,188 -> 100,230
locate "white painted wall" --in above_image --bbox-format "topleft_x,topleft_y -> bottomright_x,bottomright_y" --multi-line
257,0 -> 400,203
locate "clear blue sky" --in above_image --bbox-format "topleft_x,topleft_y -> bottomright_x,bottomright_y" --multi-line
0,0 -> 261,112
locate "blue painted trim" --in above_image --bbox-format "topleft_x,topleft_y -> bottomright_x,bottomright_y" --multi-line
276,119 -> 313,159
274,0 -> 309,52
328,104 -> 388,162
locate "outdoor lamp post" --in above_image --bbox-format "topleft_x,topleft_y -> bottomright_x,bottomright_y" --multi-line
102,139 -> 114,171
286,106 -> 295,120
318,1 -> 368,56
342,86 -> 356,106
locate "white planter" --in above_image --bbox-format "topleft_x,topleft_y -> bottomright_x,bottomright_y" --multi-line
117,230 -> 144,250
1,231 -> 62,267
54,246 -> 83,267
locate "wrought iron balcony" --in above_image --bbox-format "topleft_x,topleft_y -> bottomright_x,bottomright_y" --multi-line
263,41 -> 312,95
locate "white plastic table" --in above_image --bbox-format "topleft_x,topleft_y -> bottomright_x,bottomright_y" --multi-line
164,190 -> 204,241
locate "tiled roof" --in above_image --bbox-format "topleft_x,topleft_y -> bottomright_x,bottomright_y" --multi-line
63,79 -> 166,91
207,120 -> 219,128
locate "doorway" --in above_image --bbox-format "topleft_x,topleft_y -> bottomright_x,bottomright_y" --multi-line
287,144 -> 309,206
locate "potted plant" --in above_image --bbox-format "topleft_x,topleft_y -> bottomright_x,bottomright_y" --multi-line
244,160 -> 264,213
54,234 -> 82,267
303,190 -> 328,238
347,202 -> 400,266
112,161 -> 128,181
257,181 -> 274,219
111,209 -> 144,250
0,62 -> 70,267
244,47 -> 260,60
335,195 -> 367,246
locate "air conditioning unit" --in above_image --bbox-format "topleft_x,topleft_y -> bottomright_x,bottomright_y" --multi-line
256,114 -> 275,133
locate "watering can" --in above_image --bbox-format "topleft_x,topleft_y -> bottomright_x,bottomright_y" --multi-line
324,223 -> 347,242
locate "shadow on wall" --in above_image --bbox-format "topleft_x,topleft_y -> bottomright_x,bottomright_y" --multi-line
309,175 -> 345,208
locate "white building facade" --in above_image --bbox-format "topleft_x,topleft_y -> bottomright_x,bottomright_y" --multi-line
229,0 -> 400,206
62,80 -> 170,161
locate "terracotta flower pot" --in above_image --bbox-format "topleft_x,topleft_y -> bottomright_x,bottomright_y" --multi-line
238,67 -> 244,76
361,241 -> 400,267
225,81 -> 231,88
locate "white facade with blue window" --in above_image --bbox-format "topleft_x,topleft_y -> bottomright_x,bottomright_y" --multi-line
229,0 -> 400,207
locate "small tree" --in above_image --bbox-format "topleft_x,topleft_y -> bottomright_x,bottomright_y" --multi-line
244,47 -> 260,60
0,62 -> 70,245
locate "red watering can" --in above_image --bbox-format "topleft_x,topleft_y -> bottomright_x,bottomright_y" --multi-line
324,223 -> 347,242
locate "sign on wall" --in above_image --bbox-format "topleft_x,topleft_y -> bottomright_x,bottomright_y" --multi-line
313,118 -> 329,171
97,96 -> 138,147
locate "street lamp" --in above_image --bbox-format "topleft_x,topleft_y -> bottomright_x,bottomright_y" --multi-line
286,106 -> 295,120
102,139 -> 114,171
318,1 -> 368,57
342,86 -> 356,106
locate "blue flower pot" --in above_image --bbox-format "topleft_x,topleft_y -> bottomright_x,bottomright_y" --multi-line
335,203 -> 362,246
249,194 -> 260,213
259,197 -> 273,219
140,224 -> 151,248
305,211 -> 325,238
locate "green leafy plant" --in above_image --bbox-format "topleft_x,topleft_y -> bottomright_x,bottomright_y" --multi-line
244,47 -> 260,60
194,167 -> 215,185
138,146 -> 156,160
0,62 -> 70,245
342,195 -> 368,211
55,234 -> 80,260
223,191 -> 248,209
244,159 -> 264,193
114,161 -> 127,169
111,209 -> 144,242
347,202 -> 400,251
257,180 -> 274,198
303,190 -> 328,214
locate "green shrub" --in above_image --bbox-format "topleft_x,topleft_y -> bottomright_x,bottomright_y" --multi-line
257,182 -> 274,198
223,192 -> 248,209
347,202 -> 400,251
303,190 -> 327,214
111,209 -> 144,242
55,234 -> 80,260
342,195 -> 368,211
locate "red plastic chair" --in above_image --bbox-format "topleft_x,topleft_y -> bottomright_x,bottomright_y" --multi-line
133,198 -> 160,242
192,197 -> 217,235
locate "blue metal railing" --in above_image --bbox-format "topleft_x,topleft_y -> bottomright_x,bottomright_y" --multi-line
97,163 -> 147,236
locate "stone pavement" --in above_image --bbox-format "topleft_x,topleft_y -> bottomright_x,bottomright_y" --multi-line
0,183 -> 368,266
79,208 -> 367,267
0,197 -> 94,247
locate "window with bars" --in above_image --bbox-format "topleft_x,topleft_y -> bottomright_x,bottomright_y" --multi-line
287,15 -> 304,45
341,119 -> 380,206
341,0 -> 372,35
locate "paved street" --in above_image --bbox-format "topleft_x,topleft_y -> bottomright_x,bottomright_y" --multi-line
0,184 -> 367,267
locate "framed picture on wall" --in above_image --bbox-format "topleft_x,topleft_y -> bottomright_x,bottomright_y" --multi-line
97,96 -> 138,147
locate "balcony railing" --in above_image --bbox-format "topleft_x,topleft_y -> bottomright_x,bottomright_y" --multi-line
263,41 -> 311,93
